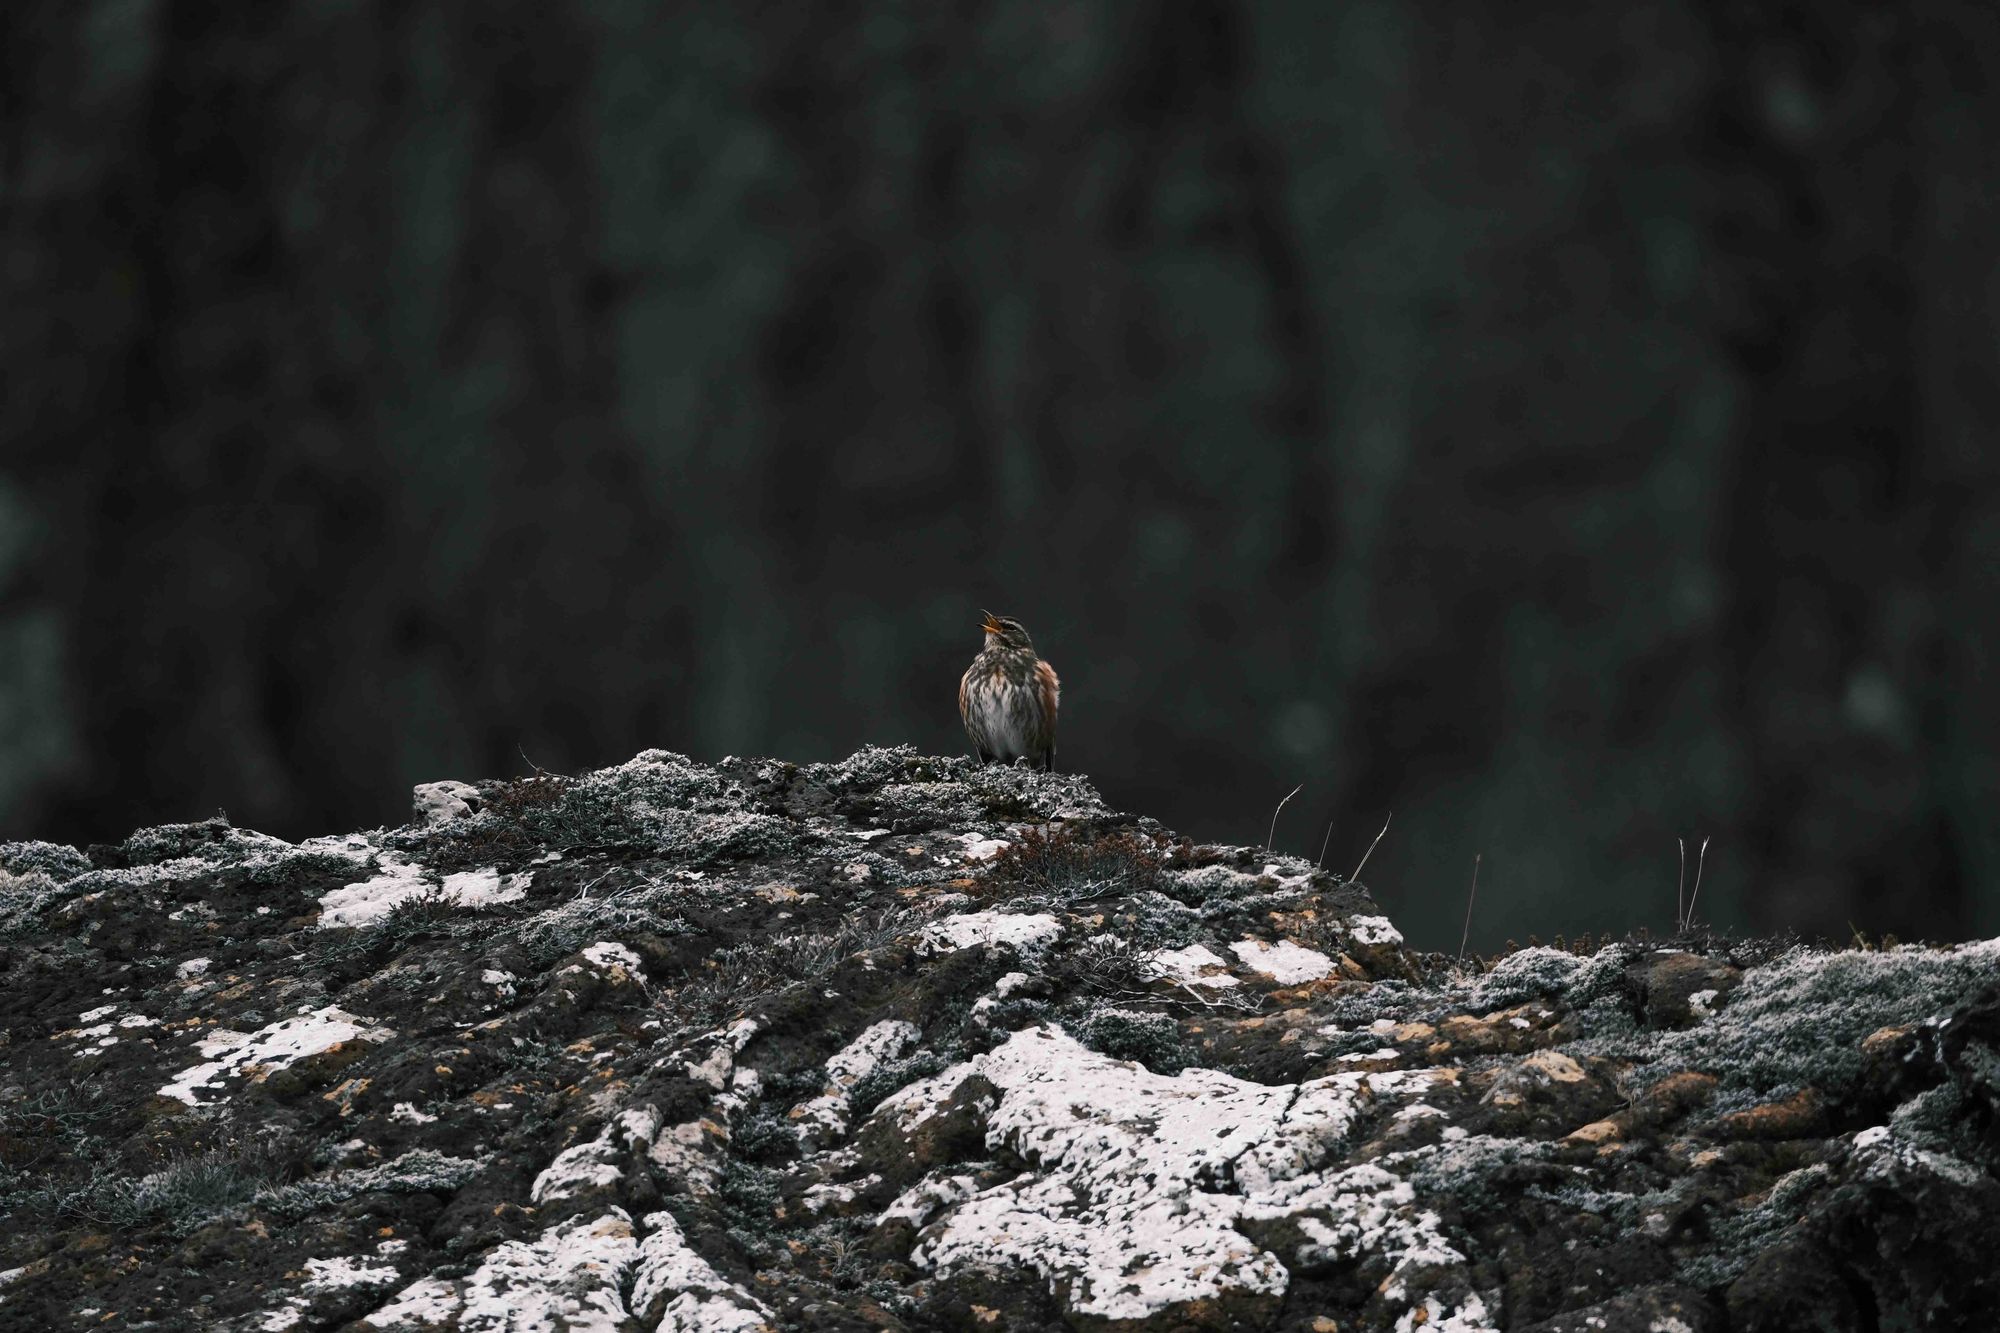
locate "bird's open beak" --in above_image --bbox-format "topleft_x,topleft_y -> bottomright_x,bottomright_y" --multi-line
980,611 -> 1003,633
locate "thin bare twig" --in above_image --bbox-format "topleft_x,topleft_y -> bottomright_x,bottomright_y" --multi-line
1677,837 -> 1686,932
519,744 -> 568,779
1316,817 -> 1337,870
1175,980 -> 1258,1014
1684,837 -> 1710,930
1458,853 -> 1481,963
1266,783 -> 1303,855
1350,813 -> 1392,882
1177,980 -> 1227,1010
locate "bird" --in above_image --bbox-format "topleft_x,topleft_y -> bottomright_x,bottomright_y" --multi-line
959,611 -> 1060,771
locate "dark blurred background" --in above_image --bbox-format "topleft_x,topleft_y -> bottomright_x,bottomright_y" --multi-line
3,2 -> 1996,950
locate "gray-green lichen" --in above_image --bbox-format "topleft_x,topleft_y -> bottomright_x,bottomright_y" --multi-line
1646,940 -> 2000,1096
0,840 -> 90,882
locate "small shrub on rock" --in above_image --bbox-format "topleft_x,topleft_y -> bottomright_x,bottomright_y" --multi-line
255,1150 -> 486,1221
0,1079 -> 121,1168
983,826 -> 1178,904
1075,1006 -> 1191,1074
1049,936 -> 1157,1003
1115,891 -> 1206,949
849,1050 -> 955,1121
34,1150 -> 278,1236
732,1111 -> 805,1166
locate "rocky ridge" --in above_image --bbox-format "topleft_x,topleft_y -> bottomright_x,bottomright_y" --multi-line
0,748 -> 1995,1331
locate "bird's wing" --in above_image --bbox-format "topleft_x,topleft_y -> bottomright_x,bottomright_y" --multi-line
959,661 -> 988,748
1028,658 -> 1060,752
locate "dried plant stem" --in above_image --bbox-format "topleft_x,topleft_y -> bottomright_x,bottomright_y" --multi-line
1684,837 -> 1711,930
1176,981 -> 1227,1011
1458,853 -> 1481,963
519,744 -> 570,779
1316,817 -> 1337,870
1677,837 -> 1686,932
1266,783 -> 1304,854
1350,813 -> 1392,882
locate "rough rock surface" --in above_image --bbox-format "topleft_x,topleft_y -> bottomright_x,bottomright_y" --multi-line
1,748 -> 1996,1331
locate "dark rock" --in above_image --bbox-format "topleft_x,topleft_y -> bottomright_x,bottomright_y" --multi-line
854,1071 -> 1000,1195
914,1267 -> 1064,1332
1517,1283 -> 1720,1333
1915,980 -> 2000,1128
1823,1130 -> 2000,1324
1624,948 -> 1743,1027
1485,1209 -> 1676,1324
1726,1233 -> 1865,1331
1473,1048 -> 1624,1137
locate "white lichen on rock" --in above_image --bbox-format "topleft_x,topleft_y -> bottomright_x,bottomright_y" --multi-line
883,1172 -> 983,1229
158,1006 -> 393,1107
412,779 -> 482,826
1143,943 -> 1241,988
317,858 -> 526,928
1229,937 -> 1335,985
531,1108 -> 662,1205
883,1024 -> 1474,1328
580,940 -> 643,976
631,1209 -> 772,1330
955,832 -> 1010,860
647,1117 -> 733,1196
1346,914 -> 1404,947
791,1019 -> 922,1145
302,1253 -> 402,1293
365,1211 -> 638,1332
913,911 -> 1061,956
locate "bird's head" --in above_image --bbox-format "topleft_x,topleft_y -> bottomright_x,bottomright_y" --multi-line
980,611 -> 1034,651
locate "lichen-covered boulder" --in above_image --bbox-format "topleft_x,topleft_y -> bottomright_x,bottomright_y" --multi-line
1,749 -> 1997,1330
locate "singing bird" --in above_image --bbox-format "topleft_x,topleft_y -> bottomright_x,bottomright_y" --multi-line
959,611 -> 1060,771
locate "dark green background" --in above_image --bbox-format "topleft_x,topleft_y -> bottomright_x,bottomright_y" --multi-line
4,2 -> 1996,950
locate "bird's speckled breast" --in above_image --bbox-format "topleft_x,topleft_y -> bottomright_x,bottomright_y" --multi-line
960,648 -> 1057,760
